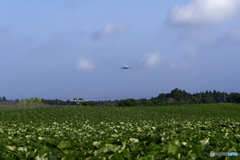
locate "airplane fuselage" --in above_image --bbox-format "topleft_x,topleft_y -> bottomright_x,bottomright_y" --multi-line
120,65 -> 133,69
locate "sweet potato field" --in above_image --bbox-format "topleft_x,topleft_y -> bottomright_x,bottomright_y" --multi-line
0,104 -> 240,159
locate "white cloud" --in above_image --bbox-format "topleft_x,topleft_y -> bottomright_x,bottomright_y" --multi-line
141,52 -> 160,68
77,58 -> 94,70
94,23 -> 127,38
168,0 -> 240,25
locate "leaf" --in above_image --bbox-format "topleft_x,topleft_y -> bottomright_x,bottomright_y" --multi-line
18,146 -> 27,152
110,151 -> 125,160
0,143 -> 5,152
139,155 -> 154,160
187,154 -> 197,160
130,138 -> 139,143
173,140 -> 181,147
6,145 -> 16,151
235,134 -> 240,139
228,147 -> 237,152
199,138 -> 209,146
57,141 -> 71,149
155,153 -> 168,159
35,153 -> 48,160
93,141 -> 101,146
192,146 -> 201,154
94,144 -> 117,156
122,150 -> 131,158
168,142 -> 181,155
61,155 -> 75,160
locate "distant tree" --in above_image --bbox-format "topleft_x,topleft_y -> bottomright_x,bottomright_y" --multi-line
29,97 -> 34,103
157,93 -> 166,100
79,98 -> 83,100
192,96 -> 201,104
2,96 -> 6,101
216,91 -> 222,103
34,97 -> 43,104
119,99 -> 139,106
232,93 -> 240,103
81,101 -> 95,106
22,99 -> 29,103
15,99 -> 20,103
67,99 -> 70,105
171,88 -> 179,100
74,98 -> 77,100
201,98 -> 211,104
167,97 -> 174,103
139,99 -> 148,105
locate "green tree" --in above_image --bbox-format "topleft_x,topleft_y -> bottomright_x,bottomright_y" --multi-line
201,98 -> 211,104
81,101 -> 95,106
232,93 -> 240,103
170,88 -> 179,100
2,96 -> 6,101
33,97 -> 43,104
29,97 -> 34,103
192,96 -> 201,104
119,99 -> 139,106
15,99 -> 20,103
22,99 -> 29,103
167,97 -> 174,103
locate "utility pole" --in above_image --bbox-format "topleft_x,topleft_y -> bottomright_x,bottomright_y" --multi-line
200,87 -> 201,99
105,97 -> 107,105
224,93 -> 226,102
97,99 -> 98,106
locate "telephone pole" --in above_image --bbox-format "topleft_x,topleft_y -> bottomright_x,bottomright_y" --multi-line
200,87 -> 201,99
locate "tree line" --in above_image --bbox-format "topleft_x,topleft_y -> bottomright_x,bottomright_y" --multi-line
0,88 -> 239,106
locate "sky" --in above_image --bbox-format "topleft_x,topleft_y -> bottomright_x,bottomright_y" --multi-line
1,0 -> 240,101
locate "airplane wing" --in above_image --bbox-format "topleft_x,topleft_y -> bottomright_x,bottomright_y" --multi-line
120,66 -> 134,69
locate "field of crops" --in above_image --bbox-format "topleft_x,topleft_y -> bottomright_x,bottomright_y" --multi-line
0,104 -> 240,159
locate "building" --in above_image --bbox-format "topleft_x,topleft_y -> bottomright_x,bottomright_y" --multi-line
69,100 -> 88,105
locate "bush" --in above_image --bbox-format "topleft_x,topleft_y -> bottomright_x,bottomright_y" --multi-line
118,99 -> 139,106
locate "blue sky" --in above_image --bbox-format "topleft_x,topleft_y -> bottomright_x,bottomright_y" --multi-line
1,0 -> 240,101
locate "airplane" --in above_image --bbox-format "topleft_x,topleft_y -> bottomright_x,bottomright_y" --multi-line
120,65 -> 134,69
